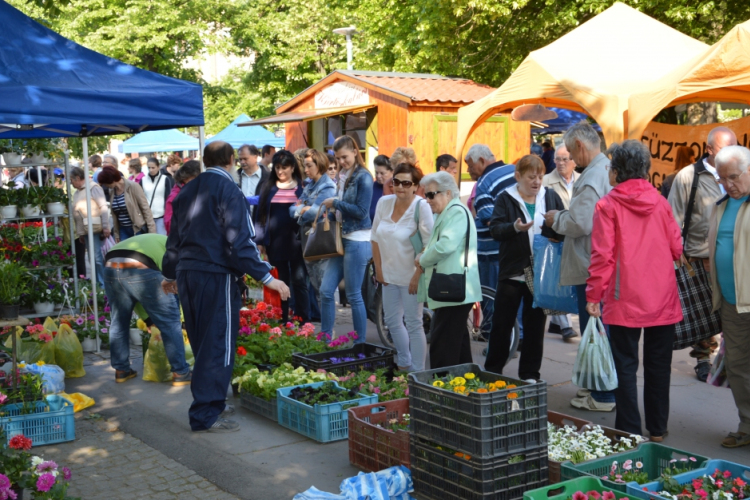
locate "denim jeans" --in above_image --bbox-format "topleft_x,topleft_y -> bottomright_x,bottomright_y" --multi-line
382,284 -> 426,371
104,267 -> 189,375
154,217 -> 167,235
478,255 -> 499,339
305,259 -> 328,320
83,234 -> 105,289
320,239 -> 371,343
119,225 -> 135,242
575,284 -> 615,403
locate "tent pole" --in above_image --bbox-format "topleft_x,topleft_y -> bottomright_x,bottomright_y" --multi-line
82,136 -> 100,353
198,126 -> 206,171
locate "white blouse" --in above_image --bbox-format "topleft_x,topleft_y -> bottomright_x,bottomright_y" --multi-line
371,195 -> 434,286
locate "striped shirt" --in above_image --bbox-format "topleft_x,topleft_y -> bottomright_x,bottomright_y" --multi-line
474,162 -> 516,256
271,188 -> 299,204
111,193 -> 132,227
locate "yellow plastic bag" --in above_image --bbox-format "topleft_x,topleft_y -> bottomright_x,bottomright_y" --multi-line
59,392 -> 95,412
53,324 -> 86,378
183,330 -> 194,367
43,317 -> 59,333
142,328 -> 172,383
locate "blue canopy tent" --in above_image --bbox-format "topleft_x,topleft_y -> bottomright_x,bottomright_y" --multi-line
120,129 -> 199,153
537,108 -> 601,134
206,114 -> 285,149
0,0 -> 204,352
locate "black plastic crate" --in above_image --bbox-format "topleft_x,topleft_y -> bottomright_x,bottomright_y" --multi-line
410,437 -> 548,500
292,343 -> 395,376
239,392 -> 278,422
408,363 -> 547,458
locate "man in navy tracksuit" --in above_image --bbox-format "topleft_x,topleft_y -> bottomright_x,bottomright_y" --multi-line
162,141 -> 290,433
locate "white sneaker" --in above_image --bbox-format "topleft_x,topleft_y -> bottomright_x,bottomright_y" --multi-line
570,395 -> 615,412
576,388 -> 591,398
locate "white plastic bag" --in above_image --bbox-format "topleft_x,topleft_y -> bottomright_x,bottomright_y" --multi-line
572,317 -> 618,391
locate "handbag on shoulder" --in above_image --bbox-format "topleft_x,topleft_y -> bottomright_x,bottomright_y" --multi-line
673,257 -> 722,350
303,205 -> 344,261
427,206 -> 469,303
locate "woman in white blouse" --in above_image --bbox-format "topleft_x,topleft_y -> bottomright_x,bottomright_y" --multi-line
371,163 -> 434,371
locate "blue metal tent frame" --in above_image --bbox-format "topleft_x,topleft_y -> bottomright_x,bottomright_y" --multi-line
206,114 -> 285,149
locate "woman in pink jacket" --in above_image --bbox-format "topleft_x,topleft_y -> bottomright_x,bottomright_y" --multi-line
585,140 -> 682,441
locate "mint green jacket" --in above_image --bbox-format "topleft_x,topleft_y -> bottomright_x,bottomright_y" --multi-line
418,198 -> 482,309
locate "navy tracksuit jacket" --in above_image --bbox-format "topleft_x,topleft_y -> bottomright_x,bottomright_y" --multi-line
163,166 -> 272,430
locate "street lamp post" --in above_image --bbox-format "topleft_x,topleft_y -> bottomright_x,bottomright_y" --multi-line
333,26 -> 357,70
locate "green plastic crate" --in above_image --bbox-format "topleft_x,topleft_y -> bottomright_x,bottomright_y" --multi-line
560,443 -> 709,492
524,477 -> 645,500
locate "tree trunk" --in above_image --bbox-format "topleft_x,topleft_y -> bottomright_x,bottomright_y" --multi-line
687,102 -> 718,125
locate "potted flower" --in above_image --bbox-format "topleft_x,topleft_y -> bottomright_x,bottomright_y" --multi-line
0,261 -> 30,320
0,433 -> 33,498
37,186 -> 67,215
72,315 -> 104,352
24,456 -> 75,499
0,139 -> 22,165
26,274 -> 66,316
20,138 -> 63,164
129,317 -> 143,346
0,183 -> 18,219
16,188 -> 42,218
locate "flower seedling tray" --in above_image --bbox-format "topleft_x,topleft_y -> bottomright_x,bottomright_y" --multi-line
627,460 -> 750,500
276,381 -> 378,443
523,477 -> 645,500
239,392 -> 278,422
348,398 -> 410,472
548,411 -> 594,484
291,343 -> 395,376
408,363 -> 547,459
0,398 -> 75,446
410,436 -> 548,500
561,443 -> 710,492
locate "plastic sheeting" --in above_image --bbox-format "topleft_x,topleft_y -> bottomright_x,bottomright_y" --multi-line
293,466 -> 415,500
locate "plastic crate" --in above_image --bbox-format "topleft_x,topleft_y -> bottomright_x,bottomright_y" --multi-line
348,398 -> 410,472
547,411 -> 593,484
561,443 -> 710,492
628,460 -> 750,500
239,392 -> 278,422
411,436 -> 548,500
0,398 -> 75,446
408,363 -> 547,459
276,381 -> 378,443
292,343 -> 395,376
524,477 -> 645,500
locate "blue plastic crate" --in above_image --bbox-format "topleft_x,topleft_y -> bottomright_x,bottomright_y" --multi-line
0,397 -> 75,447
627,460 -> 750,500
277,381 -> 378,443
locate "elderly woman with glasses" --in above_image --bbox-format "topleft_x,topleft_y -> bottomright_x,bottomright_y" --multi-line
416,171 -> 481,369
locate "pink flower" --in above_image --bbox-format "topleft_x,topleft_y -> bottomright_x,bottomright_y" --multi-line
623,460 -> 633,471
348,331 -> 358,340
696,490 -> 708,499
573,492 -> 588,500
0,393 -> 6,404
716,480 -> 724,488
602,491 -> 616,500
62,467 -> 71,481
693,479 -> 704,490
404,388 -> 409,396
373,387 -> 381,394
36,473 -> 56,493
367,375 -> 377,383
587,491 -> 601,500
725,471 -> 733,479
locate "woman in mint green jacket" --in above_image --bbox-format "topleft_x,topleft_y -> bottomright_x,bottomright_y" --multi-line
418,171 -> 482,368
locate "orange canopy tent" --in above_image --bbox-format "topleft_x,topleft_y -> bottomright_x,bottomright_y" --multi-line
455,2 -> 708,157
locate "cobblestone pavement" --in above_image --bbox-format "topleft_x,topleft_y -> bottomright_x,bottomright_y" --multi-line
32,410 -> 239,500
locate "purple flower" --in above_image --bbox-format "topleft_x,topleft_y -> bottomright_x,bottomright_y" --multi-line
98,316 -> 106,322
329,357 -> 340,364
75,317 -> 85,326
36,473 -> 56,492
42,251 -> 48,256
32,259 -> 39,267
62,467 -> 71,481
357,354 -> 366,359
0,473 -> 10,488
101,328 -> 108,333
36,460 -> 58,473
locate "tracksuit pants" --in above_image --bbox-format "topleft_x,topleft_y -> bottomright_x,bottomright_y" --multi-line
177,270 -> 240,431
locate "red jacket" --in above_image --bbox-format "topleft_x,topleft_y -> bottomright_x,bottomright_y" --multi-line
164,183 -> 181,235
586,179 -> 683,327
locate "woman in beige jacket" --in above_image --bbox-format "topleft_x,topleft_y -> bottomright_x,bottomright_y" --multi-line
70,167 -> 110,287
97,166 -> 156,242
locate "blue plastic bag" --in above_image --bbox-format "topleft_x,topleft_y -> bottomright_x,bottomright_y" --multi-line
293,466 -> 415,500
532,234 -> 578,314
22,363 -> 66,395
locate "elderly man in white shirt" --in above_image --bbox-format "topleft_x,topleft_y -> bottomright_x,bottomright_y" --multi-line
237,144 -> 269,215
542,144 -> 580,339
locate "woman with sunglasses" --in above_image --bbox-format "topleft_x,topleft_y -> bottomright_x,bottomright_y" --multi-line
372,163 -> 434,371
254,150 -> 311,323
417,171 -> 482,369
320,136 -> 374,343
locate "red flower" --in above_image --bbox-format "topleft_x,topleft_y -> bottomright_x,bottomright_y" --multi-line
9,434 -> 33,451
237,346 -> 247,356
256,302 -> 268,311
250,315 -> 261,325
258,323 -> 270,333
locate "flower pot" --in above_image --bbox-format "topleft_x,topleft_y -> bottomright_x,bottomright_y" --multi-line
46,202 -> 65,215
81,337 -> 101,352
0,303 -> 20,320
1,152 -> 22,165
33,302 -> 56,315
29,153 -> 48,163
1,205 -> 17,219
130,328 -> 143,346
20,204 -> 41,217
10,485 -> 23,500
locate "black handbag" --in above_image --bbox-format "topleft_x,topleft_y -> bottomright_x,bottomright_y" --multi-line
427,206 -> 470,303
303,205 -> 344,261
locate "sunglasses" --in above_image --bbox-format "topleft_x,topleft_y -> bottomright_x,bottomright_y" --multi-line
424,191 -> 443,200
392,178 -> 414,188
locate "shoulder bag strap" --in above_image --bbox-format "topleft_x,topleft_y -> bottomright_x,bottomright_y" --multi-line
682,168 -> 700,252
148,174 -> 163,208
413,198 -> 420,225
460,206 -> 470,268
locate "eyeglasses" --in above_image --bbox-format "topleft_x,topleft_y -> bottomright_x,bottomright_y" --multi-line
392,179 -> 414,188
554,157 -> 572,163
328,166 -> 337,171
718,172 -> 745,186
424,191 -> 443,200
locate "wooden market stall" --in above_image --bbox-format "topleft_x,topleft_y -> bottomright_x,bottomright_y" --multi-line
243,70 -> 530,177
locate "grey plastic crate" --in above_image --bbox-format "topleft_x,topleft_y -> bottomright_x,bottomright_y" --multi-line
239,392 -> 278,422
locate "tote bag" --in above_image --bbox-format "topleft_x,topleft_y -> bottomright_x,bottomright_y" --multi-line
303,206 -> 344,261
673,259 -> 722,350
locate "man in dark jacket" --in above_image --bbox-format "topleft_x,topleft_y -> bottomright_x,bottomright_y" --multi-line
162,141 -> 290,433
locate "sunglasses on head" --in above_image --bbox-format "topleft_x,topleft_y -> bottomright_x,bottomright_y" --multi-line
392,178 -> 414,188
424,190 -> 443,200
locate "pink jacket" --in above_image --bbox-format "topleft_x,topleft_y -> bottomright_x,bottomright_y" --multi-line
164,183 -> 181,235
586,179 -> 683,328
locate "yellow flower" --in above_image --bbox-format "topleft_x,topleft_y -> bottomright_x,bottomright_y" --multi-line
477,388 -> 488,393
464,373 -> 476,380
432,380 -> 445,388
454,386 -> 466,394
36,361 -> 46,366
450,377 -> 466,386
495,380 -> 507,389
18,363 -> 26,369
508,392 -> 519,399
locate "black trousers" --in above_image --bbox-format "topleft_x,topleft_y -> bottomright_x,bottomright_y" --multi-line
609,323 -> 675,436
177,270 -> 240,431
270,253 -> 310,323
485,279 -> 546,380
429,303 -> 474,369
